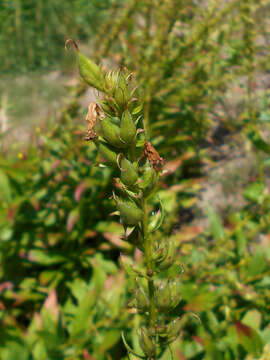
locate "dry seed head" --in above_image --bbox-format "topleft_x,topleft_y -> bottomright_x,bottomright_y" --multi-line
143,141 -> 164,171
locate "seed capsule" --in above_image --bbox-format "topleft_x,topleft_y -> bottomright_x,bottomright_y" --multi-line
157,318 -> 183,346
116,199 -> 143,226
105,70 -> 119,95
155,280 -> 181,312
77,52 -> 106,93
114,72 -> 130,108
120,158 -> 138,187
97,141 -> 117,167
157,238 -> 176,270
152,239 -> 169,266
125,227 -> 144,250
166,318 -> 182,341
155,281 -> 172,312
101,117 -> 126,148
140,163 -> 159,197
120,110 -> 136,145
135,286 -> 149,312
139,328 -> 156,357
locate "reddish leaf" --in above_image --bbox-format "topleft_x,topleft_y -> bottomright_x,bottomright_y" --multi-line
44,289 -> 59,320
234,321 -> 263,357
67,209 -> 79,232
163,152 -> 195,175
83,350 -> 96,360
0,282 -> 13,293
176,351 -> 186,360
103,232 -> 130,249
74,181 -> 87,202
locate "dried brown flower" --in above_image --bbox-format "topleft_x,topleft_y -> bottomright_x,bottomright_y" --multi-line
143,141 -> 164,171
84,102 -> 103,141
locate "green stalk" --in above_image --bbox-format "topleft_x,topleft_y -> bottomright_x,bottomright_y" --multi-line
142,198 -> 156,330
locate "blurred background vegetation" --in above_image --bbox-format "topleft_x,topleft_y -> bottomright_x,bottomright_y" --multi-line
1,0 -> 270,359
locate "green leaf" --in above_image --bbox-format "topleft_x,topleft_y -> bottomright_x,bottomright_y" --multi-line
235,228 -> 246,257
98,329 -> 121,353
206,205 -> 224,240
247,127 -> 270,154
234,321 -> 263,358
66,208 -> 79,232
242,310 -> 262,330
1,342 -> 29,360
29,250 -> 66,265
0,169 -> 12,203
246,250 -> 267,277
243,182 -> 265,203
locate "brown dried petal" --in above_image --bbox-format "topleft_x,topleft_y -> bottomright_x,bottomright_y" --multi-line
84,102 -> 103,141
143,141 -> 164,171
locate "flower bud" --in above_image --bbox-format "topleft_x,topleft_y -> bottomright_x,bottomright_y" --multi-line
139,327 -> 156,357
116,199 -> 143,226
77,52 -> 106,92
101,117 -> 126,148
120,158 -> 138,187
97,141 -> 117,167
120,110 -> 136,145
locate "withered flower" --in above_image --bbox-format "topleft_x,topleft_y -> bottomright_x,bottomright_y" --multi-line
143,141 -> 164,171
85,102 -> 102,141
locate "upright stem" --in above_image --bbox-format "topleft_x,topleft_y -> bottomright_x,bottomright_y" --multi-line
142,198 -> 156,330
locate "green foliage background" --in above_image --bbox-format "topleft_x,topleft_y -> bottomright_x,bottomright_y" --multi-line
1,0 -> 270,359
0,0 -> 116,73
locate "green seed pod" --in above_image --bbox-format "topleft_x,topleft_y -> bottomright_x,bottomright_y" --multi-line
152,239 -> 169,266
97,141 -> 117,167
125,226 -> 143,250
139,328 -> 156,357
120,158 -> 138,187
120,110 -> 136,145
77,52 -> 106,92
166,318 -> 182,341
99,100 -> 113,115
105,70 -> 119,96
155,280 -> 181,312
101,117 -> 126,148
114,72 -> 130,108
135,286 -> 149,312
155,281 -> 172,312
169,280 -> 181,308
116,199 -> 143,226
155,324 -> 168,337
157,238 -> 176,270
140,164 -> 159,197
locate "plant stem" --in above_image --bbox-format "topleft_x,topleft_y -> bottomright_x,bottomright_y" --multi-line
142,198 -> 156,330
